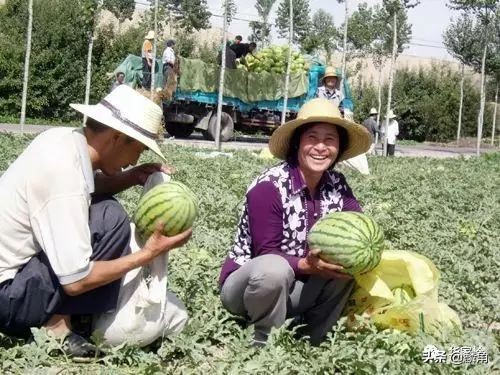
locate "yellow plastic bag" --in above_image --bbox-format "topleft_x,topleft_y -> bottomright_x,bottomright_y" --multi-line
344,250 -> 462,334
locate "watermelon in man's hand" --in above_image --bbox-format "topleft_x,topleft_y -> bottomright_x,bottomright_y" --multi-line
307,212 -> 385,276
133,180 -> 198,243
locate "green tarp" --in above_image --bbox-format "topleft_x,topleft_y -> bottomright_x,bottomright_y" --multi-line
178,57 -> 308,103
115,54 -> 164,89
116,55 -> 309,103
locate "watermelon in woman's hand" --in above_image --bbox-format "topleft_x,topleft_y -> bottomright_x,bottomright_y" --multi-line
133,181 -> 198,241
307,212 -> 385,276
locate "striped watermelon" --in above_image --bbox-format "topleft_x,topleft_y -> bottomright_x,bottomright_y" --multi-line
307,212 -> 384,275
133,181 -> 198,241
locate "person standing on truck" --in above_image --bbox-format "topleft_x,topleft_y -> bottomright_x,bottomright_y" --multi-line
162,39 -> 176,77
231,41 -> 257,59
233,35 -> 243,46
141,31 -> 155,90
316,67 -> 344,115
218,41 -> 237,69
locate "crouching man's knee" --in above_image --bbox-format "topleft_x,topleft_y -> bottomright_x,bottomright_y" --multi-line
162,291 -> 188,337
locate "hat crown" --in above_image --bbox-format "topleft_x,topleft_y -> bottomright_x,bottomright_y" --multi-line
296,98 -> 342,122
370,107 -> 378,115
104,85 -> 162,137
145,30 -> 155,39
322,66 -> 340,79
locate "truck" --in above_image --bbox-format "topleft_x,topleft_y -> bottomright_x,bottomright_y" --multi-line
116,54 -> 354,141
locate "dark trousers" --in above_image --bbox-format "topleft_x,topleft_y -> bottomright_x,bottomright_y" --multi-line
0,196 -> 131,338
162,63 -> 173,77
142,57 -> 152,90
387,144 -> 396,156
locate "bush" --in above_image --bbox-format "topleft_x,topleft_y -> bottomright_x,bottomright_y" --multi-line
352,64 -> 483,142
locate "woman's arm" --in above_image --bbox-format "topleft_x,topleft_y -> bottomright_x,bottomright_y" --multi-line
246,182 -> 304,275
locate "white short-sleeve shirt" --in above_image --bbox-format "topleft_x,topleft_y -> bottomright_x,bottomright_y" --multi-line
0,128 -> 95,285
386,119 -> 399,145
162,47 -> 175,65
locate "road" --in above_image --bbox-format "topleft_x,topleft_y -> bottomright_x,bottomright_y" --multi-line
1,123 -> 497,158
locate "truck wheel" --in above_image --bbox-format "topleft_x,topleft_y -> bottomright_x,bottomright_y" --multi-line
165,122 -> 195,138
204,112 -> 234,141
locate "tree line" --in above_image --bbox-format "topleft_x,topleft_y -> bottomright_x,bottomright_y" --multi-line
0,0 -> 498,147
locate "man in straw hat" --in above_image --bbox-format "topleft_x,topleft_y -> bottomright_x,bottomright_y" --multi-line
316,67 -> 345,114
362,107 -> 380,154
141,30 -> 155,89
219,98 -> 371,347
382,109 -> 399,156
0,85 -> 192,359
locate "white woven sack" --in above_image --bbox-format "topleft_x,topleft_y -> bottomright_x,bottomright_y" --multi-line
92,172 -> 187,347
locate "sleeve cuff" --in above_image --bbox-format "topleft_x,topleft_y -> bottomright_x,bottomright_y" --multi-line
57,262 -> 93,285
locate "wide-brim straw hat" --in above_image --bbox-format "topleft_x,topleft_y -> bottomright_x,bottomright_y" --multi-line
145,30 -> 155,40
70,85 -> 166,161
321,66 -> 340,83
269,98 -> 371,162
369,107 -> 378,115
387,109 -> 397,119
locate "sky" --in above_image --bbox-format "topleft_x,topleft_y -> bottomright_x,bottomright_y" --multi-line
204,0 -> 462,61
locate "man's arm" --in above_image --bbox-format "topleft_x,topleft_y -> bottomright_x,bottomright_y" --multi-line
63,226 -> 192,296
94,170 -> 137,195
94,163 -> 173,195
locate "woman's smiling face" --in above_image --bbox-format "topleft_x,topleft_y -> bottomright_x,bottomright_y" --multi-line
297,123 -> 340,176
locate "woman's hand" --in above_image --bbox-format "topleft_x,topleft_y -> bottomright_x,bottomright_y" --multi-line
298,249 -> 352,280
142,221 -> 192,260
129,163 -> 175,186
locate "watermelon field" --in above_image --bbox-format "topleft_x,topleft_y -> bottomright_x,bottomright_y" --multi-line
0,133 -> 498,374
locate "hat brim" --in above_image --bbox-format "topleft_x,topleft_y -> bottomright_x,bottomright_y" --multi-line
70,103 -> 166,162
321,74 -> 339,82
268,115 -> 371,162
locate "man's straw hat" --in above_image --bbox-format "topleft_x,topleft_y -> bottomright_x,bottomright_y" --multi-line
70,85 -> 166,161
387,110 -> 397,119
145,30 -> 155,40
268,98 -> 371,162
370,108 -> 378,115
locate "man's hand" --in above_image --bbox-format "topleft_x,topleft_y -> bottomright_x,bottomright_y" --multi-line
129,163 -> 175,186
142,221 -> 192,259
298,249 -> 352,280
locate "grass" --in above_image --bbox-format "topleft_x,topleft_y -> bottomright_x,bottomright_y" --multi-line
0,116 -> 79,127
0,134 -> 498,374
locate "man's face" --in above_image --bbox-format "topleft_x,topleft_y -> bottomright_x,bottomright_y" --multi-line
324,77 -> 337,89
100,132 -> 146,176
117,73 -> 124,84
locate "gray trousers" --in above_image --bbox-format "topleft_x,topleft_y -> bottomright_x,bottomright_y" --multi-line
220,254 -> 354,346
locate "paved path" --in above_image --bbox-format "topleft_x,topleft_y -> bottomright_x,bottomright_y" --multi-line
1,123 -> 497,158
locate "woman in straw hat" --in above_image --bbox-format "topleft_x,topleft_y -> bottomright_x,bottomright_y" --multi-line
0,85 -> 191,360
219,98 -> 371,347
315,67 -> 345,114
